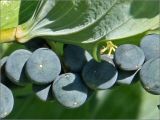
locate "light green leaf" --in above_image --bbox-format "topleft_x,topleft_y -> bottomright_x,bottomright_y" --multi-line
138,88 -> 160,119
147,27 -> 160,35
0,0 -> 20,29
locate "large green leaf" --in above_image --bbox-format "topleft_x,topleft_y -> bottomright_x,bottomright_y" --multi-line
1,0 -> 159,60
20,0 -> 159,38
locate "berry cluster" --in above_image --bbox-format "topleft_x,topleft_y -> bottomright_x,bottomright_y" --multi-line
0,34 -> 159,118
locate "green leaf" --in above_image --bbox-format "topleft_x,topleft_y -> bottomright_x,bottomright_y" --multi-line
138,87 -> 160,119
0,0 -> 21,29
0,42 -> 26,58
16,0 -> 159,61
1,0 -> 159,60
147,27 -> 160,35
23,0 -> 159,38
6,83 -> 159,119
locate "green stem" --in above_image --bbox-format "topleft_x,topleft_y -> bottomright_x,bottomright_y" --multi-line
47,40 -> 64,57
0,21 -> 33,44
47,40 -> 68,73
0,28 -> 17,43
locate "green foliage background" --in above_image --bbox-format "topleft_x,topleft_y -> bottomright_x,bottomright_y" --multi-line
0,0 -> 160,119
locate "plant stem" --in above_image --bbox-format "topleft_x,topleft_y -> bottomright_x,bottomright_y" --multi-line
0,23 -> 31,44
0,28 -> 17,43
47,40 -> 68,73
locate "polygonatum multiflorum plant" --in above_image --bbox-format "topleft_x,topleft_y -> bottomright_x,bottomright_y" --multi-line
0,0 -> 160,119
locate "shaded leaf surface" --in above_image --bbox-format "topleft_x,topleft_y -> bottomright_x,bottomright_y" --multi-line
1,0 -> 159,60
